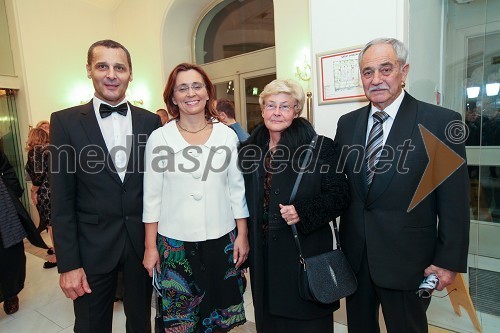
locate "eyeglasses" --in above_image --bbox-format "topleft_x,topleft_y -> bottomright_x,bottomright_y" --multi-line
264,104 -> 296,112
174,83 -> 206,94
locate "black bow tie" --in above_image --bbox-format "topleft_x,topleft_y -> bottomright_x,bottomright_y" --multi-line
99,103 -> 128,118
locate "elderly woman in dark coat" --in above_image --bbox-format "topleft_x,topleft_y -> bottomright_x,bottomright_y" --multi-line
239,79 -> 349,333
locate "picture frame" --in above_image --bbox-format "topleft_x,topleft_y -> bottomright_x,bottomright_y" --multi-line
316,46 -> 367,104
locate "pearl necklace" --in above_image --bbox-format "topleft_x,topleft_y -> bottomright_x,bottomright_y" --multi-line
177,120 -> 208,133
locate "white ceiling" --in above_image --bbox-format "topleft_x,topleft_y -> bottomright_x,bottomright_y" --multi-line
80,0 -> 123,11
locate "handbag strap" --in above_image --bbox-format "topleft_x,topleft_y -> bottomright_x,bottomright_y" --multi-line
289,135 -> 343,256
289,135 -> 317,260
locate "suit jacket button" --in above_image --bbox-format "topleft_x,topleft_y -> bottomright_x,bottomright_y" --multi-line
274,189 -> 280,195
272,235 -> 278,241
123,188 -> 127,193
272,214 -> 278,221
200,264 -> 206,271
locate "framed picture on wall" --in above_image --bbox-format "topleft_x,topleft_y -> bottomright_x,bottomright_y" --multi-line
316,46 -> 367,104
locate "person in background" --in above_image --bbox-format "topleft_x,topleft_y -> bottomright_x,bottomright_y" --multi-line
0,150 -> 26,315
25,128 -> 56,268
142,63 -> 249,332
50,39 -> 160,332
334,37 -> 470,333
36,120 -> 50,134
216,99 -> 250,142
155,108 -> 169,125
239,79 -> 349,333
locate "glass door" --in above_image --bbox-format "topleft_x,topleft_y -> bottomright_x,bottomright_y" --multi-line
212,70 -> 276,134
0,88 -> 28,207
239,70 -> 276,134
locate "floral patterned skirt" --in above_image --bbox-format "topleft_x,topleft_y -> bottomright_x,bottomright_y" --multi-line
157,229 -> 246,333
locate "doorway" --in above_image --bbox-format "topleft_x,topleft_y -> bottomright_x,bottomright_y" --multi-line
0,88 -> 28,206
202,47 -> 276,134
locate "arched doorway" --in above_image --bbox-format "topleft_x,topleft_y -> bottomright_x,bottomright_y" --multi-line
161,0 -> 276,132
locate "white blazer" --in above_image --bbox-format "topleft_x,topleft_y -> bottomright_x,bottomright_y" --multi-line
142,121 -> 249,241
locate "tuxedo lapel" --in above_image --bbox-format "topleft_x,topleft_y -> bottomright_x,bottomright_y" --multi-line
366,93 -> 418,206
79,101 -> 123,185
123,104 -> 145,185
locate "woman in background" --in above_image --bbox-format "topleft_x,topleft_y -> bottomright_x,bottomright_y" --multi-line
239,79 -> 349,333
35,120 -> 50,134
25,128 -> 56,269
143,63 -> 249,332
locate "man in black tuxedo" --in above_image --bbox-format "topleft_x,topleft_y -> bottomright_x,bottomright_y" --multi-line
334,38 -> 470,332
50,40 -> 160,333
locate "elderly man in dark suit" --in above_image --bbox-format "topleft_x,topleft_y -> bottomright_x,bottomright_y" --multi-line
334,38 -> 470,333
50,39 -> 160,333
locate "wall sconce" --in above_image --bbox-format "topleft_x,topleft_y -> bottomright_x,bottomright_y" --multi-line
294,52 -> 314,124
486,83 -> 500,96
131,98 -> 144,106
126,88 -> 146,106
295,55 -> 312,82
466,86 -> 480,98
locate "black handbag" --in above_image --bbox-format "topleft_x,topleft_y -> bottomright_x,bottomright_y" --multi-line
289,135 -> 357,304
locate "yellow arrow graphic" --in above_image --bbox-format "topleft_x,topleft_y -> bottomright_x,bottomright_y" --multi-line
407,124 -> 465,212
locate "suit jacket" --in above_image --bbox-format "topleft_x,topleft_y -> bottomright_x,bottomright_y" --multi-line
49,101 -> 161,274
334,92 -> 470,290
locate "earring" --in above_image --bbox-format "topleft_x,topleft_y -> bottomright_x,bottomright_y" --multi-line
402,82 -> 406,88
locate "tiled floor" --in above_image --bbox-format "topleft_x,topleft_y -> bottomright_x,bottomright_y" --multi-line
1,234 -> 456,333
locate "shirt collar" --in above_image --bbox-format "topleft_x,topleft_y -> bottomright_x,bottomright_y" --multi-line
92,95 -> 129,114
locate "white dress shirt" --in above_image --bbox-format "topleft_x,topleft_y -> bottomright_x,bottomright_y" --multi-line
93,96 -> 132,182
142,121 -> 249,242
365,90 -> 405,146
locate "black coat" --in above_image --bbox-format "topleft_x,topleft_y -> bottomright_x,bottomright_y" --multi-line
239,119 -> 349,329
0,151 -> 47,249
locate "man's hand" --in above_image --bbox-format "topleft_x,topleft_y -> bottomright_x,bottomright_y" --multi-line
59,268 -> 92,300
424,264 -> 457,291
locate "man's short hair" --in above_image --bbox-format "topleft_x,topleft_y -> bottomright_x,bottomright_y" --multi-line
358,37 -> 408,68
87,39 -> 132,71
156,109 -> 168,116
216,99 -> 236,119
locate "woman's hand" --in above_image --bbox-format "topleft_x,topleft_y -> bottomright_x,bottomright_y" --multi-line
143,247 -> 160,277
31,186 -> 39,205
279,204 -> 300,225
233,234 -> 249,269
233,218 -> 249,269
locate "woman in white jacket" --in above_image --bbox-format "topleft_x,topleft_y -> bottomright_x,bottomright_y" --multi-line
142,63 -> 249,333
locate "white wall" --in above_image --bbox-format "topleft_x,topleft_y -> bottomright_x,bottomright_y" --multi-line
310,0 -> 407,138
10,0 -> 408,140
273,0 -> 310,82
13,0 -> 113,124
407,0 -> 442,105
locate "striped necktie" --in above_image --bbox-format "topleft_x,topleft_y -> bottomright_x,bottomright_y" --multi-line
366,111 -> 389,186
